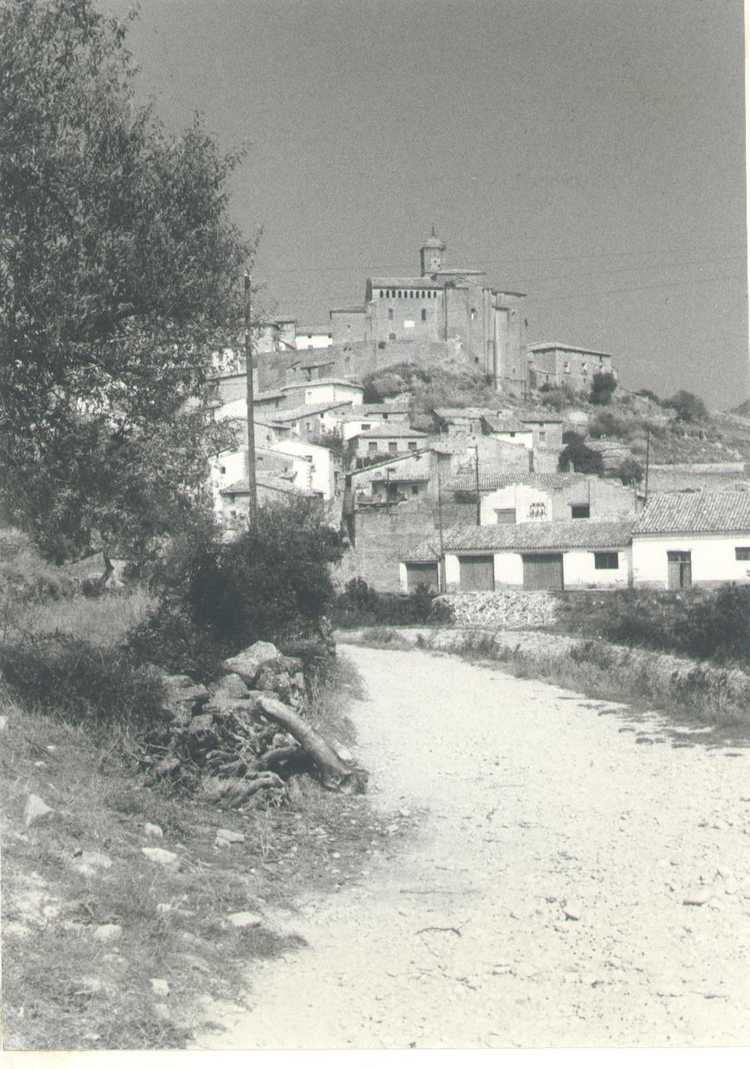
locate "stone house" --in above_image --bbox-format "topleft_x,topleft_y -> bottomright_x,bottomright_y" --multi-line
349,448 -> 453,504
350,425 -> 427,463
262,401 -> 352,443
527,342 -> 617,393
516,412 -> 564,453
341,402 -> 412,441
400,519 -> 633,593
432,407 -> 496,435
480,414 -> 535,451
632,491 -> 750,590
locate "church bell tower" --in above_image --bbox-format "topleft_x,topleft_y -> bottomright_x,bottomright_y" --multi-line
420,226 -> 446,276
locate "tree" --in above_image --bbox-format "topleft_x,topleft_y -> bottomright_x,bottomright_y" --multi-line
665,389 -> 708,423
0,0 -> 252,564
611,457 -> 644,486
589,371 -> 617,405
558,431 -> 604,476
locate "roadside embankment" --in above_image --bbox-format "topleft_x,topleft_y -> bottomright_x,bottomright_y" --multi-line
338,626 -> 750,730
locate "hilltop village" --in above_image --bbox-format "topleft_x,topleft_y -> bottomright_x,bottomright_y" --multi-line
207,230 -> 750,595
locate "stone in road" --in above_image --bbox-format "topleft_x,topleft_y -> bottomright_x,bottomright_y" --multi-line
196,645 -> 750,1049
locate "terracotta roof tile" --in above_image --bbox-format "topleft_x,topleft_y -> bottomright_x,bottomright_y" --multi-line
634,491 -> 750,534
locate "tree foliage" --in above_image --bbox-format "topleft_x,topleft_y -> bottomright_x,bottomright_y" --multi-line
665,389 -> 708,423
589,371 -> 617,405
0,0 -> 251,562
129,499 -> 343,675
558,431 -> 604,476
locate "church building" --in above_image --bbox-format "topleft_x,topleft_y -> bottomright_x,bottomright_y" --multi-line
328,229 -> 528,394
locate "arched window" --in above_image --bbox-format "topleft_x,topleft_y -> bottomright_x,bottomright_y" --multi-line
388,308 -> 394,320
421,308 -> 427,321
397,290 -> 402,298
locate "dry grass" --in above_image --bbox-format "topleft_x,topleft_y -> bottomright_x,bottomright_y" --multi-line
11,588 -> 155,645
0,653 -> 395,1050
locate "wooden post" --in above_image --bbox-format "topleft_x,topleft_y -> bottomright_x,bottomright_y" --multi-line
244,271 -> 257,522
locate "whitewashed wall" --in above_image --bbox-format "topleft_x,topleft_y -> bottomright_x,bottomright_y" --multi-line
480,485 -> 553,525
633,533 -> 750,587
563,547 -> 632,588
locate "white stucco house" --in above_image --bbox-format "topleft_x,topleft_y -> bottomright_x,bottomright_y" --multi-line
270,438 -> 340,500
280,379 -> 364,409
632,491 -> 750,589
400,519 -> 633,593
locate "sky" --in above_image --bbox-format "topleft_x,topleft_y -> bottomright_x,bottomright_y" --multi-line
104,0 -> 748,408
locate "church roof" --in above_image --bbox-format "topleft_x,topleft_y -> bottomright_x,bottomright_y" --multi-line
421,227 -> 446,250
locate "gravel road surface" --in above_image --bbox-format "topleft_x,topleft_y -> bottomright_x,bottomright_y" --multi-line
197,644 -> 750,1049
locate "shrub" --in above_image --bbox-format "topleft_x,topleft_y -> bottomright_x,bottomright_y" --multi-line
636,387 -> 661,404
0,634 -> 165,730
136,499 -> 343,676
610,457 -> 644,486
665,389 -> 708,423
558,432 -> 604,475
332,578 -> 439,628
589,371 -> 617,405
588,410 -> 628,440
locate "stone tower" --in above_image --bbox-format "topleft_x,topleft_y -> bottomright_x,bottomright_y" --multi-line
420,226 -> 446,276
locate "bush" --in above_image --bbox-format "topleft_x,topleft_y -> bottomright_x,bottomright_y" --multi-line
135,499 -> 343,677
588,410 -> 629,440
558,432 -> 604,475
590,371 -> 617,405
0,634 -> 165,730
332,578 -> 438,628
665,389 -> 708,423
610,457 -> 644,486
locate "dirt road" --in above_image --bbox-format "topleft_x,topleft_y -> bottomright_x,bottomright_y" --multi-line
197,644 -> 750,1049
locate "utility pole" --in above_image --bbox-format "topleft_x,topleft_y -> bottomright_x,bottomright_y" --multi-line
644,426 -> 650,504
475,449 -> 481,525
436,457 -> 446,592
244,271 -> 257,522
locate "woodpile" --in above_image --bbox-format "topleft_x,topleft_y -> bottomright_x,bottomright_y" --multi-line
139,641 -> 367,805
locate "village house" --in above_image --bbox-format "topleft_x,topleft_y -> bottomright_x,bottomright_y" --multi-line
341,402 -> 411,441
219,474 -> 319,528
284,352 -> 338,383
445,471 -> 636,525
279,379 -> 364,409
480,413 -> 535,451
262,400 -> 351,442
632,491 -> 750,590
294,325 -> 333,350
349,448 -> 453,504
515,411 -> 564,453
527,342 -> 617,392
269,438 -> 341,500
400,519 -> 633,593
432,407 -> 496,435
350,425 -> 427,463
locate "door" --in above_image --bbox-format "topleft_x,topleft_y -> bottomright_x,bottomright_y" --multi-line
459,555 -> 495,591
523,553 -> 564,591
667,550 -> 692,590
405,562 -> 439,593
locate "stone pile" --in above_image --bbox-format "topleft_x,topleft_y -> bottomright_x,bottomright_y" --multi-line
432,591 -> 558,630
141,639 -> 364,806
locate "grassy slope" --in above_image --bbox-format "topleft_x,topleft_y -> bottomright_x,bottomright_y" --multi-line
0,553 -> 399,1050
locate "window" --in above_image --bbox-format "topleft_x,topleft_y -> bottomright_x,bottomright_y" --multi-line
397,290 -> 402,298
361,422 -> 371,430
409,290 -> 414,298
529,501 -> 547,520
470,308 -> 477,320
411,485 -> 419,495
408,441 -> 417,451
421,308 -> 427,321
368,442 -> 377,455
219,465 -> 226,474
595,552 -> 619,570
495,508 -> 517,525
379,290 -> 384,298
564,361 -> 570,373
388,441 -> 397,454
305,421 -> 312,431
388,308 -> 394,320
539,430 -> 547,442
736,547 -> 750,560
571,504 -> 590,519
389,332 -> 396,341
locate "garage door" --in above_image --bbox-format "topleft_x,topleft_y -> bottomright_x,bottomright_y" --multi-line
459,555 -> 495,591
522,553 -> 564,591
405,562 -> 439,593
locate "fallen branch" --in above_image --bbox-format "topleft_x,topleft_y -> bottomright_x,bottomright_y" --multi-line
256,695 -> 368,793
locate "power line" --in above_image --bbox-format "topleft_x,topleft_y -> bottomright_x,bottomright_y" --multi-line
522,272 -> 745,305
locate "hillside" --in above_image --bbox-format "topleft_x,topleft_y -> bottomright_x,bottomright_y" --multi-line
363,362 -> 750,468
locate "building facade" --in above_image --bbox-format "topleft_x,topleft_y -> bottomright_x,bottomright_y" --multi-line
327,229 -> 528,394
527,343 -> 617,393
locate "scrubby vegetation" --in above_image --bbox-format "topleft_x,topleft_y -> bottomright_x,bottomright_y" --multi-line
556,584 -> 750,666
332,577 -> 450,629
